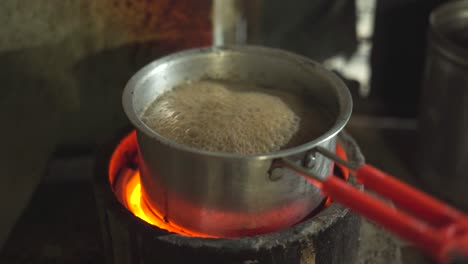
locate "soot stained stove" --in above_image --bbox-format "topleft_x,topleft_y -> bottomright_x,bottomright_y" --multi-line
93,130 -> 366,264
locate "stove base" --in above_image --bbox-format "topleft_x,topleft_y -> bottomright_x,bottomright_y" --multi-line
94,131 -> 366,264
96,197 -> 359,264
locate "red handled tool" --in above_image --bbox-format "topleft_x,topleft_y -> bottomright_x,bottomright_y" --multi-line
280,146 -> 468,264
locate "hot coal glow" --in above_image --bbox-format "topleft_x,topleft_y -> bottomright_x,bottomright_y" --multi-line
126,170 -> 217,238
108,131 -> 348,238
108,131 -> 216,238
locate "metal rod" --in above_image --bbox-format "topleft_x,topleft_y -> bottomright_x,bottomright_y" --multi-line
315,146 -> 360,171
280,159 -> 324,182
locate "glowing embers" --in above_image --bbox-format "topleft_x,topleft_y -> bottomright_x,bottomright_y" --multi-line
109,131 -> 215,237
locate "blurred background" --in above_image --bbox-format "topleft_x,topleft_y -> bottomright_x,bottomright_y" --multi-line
1,0 -> 466,263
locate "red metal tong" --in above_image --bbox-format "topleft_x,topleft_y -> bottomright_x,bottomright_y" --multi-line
281,146 -> 468,264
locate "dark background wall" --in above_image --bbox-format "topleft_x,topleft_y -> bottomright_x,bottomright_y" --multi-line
0,0 -> 212,250
0,0 -> 449,253
370,0 -> 446,117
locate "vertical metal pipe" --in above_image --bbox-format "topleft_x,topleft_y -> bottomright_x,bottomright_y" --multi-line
212,0 -> 246,45
212,0 -> 262,46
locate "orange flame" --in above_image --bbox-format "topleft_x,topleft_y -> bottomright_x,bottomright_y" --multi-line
125,170 -> 216,238
109,131 -> 216,237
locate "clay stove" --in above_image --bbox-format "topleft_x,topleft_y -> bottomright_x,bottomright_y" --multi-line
93,130 -> 364,264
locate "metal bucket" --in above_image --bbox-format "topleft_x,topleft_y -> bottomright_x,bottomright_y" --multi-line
122,45 -> 352,237
417,0 -> 468,210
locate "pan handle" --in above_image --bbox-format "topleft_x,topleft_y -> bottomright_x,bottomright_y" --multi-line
277,146 -> 468,264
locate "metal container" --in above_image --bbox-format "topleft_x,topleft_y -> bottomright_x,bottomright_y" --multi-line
417,0 -> 468,210
123,46 -> 352,237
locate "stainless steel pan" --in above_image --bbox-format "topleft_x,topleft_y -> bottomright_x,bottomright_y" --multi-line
122,45 -> 352,237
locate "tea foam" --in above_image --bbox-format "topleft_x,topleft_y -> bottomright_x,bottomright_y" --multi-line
141,80 -> 324,154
